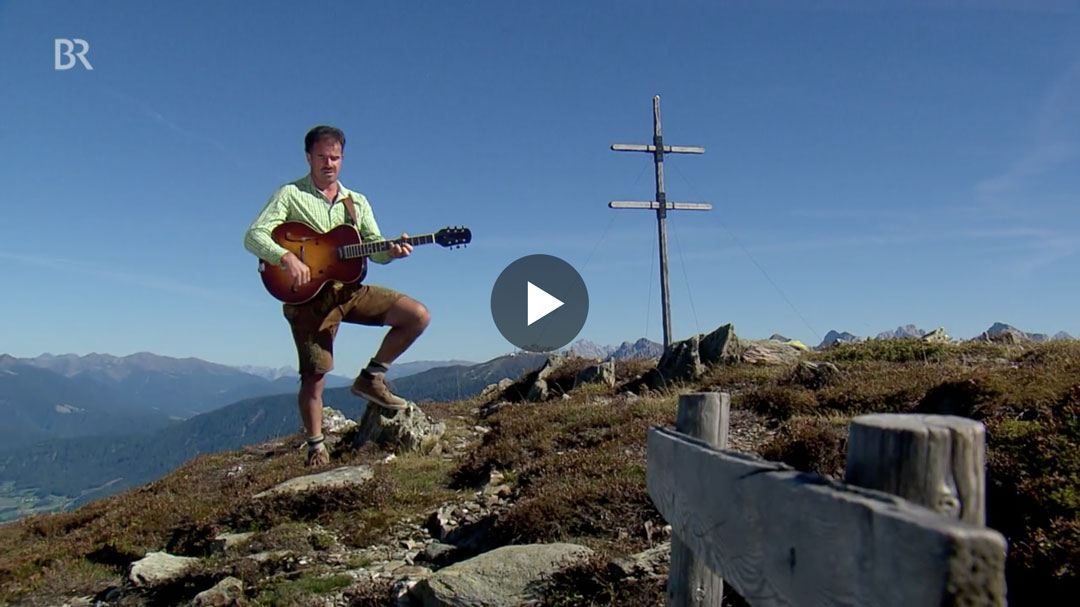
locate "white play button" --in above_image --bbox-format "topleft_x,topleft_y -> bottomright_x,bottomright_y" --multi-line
527,281 -> 564,326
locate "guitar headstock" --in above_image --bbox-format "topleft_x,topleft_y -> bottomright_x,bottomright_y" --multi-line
435,226 -> 472,249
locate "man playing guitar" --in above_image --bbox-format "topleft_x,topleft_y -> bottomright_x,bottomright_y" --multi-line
244,125 -> 429,466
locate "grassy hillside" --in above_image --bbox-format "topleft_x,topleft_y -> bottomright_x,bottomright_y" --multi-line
0,340 -> 1075,605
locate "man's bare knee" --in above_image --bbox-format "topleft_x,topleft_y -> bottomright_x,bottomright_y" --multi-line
413,302 -> 431,331
387,298 -> 429,331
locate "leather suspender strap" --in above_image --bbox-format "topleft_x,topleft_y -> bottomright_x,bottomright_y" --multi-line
341,195 -> 359,227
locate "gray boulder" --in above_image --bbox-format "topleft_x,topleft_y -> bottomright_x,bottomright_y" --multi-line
656,335 -> 704,382
127,551 -> 198,588
211,532 -> 254,554
409,543 -> 594,607
253,465 -> 373,499
608,541 -> 670,579
741,339 -> 802,366
353,402 -> 446,454
321,406 -> 357,434
699,323 -> 740,365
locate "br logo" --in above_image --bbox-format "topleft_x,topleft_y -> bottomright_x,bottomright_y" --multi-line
55,38 -> 93,70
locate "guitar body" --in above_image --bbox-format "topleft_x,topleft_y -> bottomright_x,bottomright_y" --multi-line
259,222 -> 367,304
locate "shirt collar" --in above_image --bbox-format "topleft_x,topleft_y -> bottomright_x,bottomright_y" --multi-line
300,173 -> 350,203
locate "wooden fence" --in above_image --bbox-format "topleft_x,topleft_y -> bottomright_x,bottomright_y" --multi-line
647,392 -> 1008,606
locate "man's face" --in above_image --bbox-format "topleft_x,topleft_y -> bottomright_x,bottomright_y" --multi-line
306,139 -> 343,184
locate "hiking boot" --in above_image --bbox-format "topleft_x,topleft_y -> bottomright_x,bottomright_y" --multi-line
306,444 -> 330,467
351,370 -> 408,410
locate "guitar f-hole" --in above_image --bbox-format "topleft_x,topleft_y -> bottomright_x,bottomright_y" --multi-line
299,246 -> 305,263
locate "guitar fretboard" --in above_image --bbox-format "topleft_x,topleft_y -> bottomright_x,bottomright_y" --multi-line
339,234 -> 436,259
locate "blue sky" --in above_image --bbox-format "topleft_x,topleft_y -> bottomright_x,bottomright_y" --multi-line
1,1 -> 1078,375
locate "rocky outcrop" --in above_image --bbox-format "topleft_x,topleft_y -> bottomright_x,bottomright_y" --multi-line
573,361 -> 616,389
791,361 -> 840,389
637,323 -> 809,389
321,406 -> 357,434
253,466 -> 373,499
922,327 -> 951,343
608,541 -> 670,580
699,324 -> 740,366
656,335 -> 705,382
525,354 -> 567,402
408,543 -> 594,606
352,402 -> 446,454
479,378 -> 514,400
191,576 -> 244,606
211,532 -> 254,553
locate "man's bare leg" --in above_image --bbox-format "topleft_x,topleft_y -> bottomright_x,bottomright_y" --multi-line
299,372 -> 330,465
299,372 -> 326,437
373,297 -> 430,364
351,297 -> 430,409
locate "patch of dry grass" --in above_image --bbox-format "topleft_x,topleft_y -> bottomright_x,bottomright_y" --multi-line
455,389 -> 673,554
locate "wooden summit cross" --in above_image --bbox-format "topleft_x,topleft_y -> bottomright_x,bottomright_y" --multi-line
610,95 -> 711,348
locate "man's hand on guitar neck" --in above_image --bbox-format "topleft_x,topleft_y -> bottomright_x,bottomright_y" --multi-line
281,252 -> 312,286
387,233 -> 413,259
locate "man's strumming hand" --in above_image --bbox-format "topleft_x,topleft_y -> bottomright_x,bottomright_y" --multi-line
281,252 -> 311,286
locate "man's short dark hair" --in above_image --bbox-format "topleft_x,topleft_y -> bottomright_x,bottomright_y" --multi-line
305,125 -> 346,153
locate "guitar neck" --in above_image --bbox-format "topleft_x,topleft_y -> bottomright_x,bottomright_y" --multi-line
340,233 -> 436,259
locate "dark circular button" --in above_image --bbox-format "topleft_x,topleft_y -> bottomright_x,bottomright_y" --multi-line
490,254 -> 589,353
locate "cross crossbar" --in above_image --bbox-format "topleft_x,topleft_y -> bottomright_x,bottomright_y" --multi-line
610,201 -> 713,211
611,144 -> 706,154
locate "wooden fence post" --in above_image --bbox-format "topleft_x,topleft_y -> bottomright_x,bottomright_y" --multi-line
668,392 -> 729,607
845,413 -> 987,525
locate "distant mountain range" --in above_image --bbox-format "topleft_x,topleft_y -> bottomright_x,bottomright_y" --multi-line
0,352 -> 356,449
818,330 -> 863,348
0,342 -> 641,453
875,325 -> 926,340
974,322 -> 1055,343
814,323 -> 1074,349
233,360 -> 480,382
565,338 -> 663,360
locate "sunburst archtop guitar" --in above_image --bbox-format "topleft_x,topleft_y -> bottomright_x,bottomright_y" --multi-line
258,222 -> 471,304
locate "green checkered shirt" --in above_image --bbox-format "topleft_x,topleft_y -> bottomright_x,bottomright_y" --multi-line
244,174 -> 391,266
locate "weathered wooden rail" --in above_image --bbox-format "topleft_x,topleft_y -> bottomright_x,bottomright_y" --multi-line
647,392 -> 1008,606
